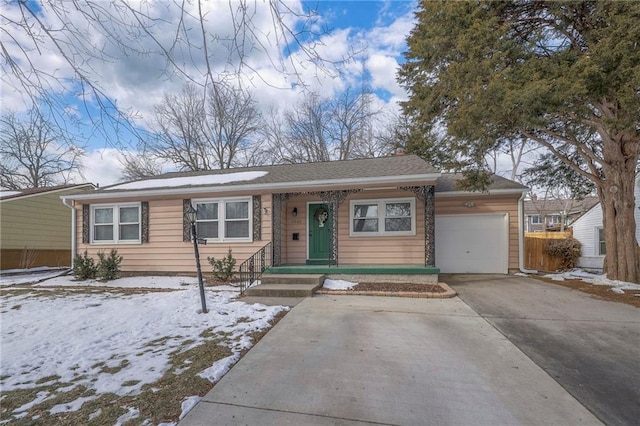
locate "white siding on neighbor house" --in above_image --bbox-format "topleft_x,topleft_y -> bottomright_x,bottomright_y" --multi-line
572,204 -> 604,270
573,176 -> 640,271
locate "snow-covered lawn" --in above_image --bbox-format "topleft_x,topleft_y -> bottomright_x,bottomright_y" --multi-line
543,269 -> 640,294
0,273 -> 288,425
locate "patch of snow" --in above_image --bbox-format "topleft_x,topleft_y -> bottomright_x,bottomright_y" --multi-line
198,354 -> 239,383
34,275 -> 203,289
107,171 -> 267,191
14,391 -> 52,413
49,396 -> 95,414
88,408 -> 102,420
1,190 -> 22,197
1,276 -> 287,416
543,269 -> 640,293
0,270 -> 70,287
514,272 -> 528,277
323,278 -> 357,290
179,395 -> 201,420
115,407 -> 139,425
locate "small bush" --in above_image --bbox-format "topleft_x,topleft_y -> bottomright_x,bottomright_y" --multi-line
97,249 -> 123,281
73,251 -> 97,280
207,248 -> 236,282
544,238 -> 581,270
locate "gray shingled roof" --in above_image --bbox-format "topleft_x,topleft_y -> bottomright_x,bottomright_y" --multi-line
524,196 -> 599,216
99,155 -> 440,193
435,173 -> 528,193
0,183 -> 95,201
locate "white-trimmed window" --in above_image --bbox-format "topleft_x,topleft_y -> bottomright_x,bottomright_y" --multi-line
597,227 -> 606,256
92,203 -> 141,243
548,214 -> 561,224
193,197 -> 251,242
350,198 -> 415,236
529,215 -> 541,224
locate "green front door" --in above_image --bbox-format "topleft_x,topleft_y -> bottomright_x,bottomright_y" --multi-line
308,203 -> 331,264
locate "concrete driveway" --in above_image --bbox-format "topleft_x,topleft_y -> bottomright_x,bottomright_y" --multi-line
444,274 -> 640,426
181,294 -> 599,425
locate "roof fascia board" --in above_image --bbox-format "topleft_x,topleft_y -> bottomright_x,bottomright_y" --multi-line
1,184 -> 95,203
435,188 -> 528,197
62,173 -> 442,201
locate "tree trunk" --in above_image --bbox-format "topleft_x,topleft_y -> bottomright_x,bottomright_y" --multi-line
600,169 -> 640,284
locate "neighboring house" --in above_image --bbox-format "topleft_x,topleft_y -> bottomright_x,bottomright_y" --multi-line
61,155 -> 528,277
0,184 -> 95,270
524,197 -> 599,232
572,176 -> 640,270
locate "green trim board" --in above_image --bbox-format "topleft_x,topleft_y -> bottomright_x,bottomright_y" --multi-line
266,265 -> 440,275
305,259 -> 335,265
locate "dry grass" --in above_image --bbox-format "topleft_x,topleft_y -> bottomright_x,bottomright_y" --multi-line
0,287 -> 289,424
530,275 -> 640,308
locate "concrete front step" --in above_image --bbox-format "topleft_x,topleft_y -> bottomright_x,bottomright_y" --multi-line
245,283 -> 322,297
261,273 -> 325,286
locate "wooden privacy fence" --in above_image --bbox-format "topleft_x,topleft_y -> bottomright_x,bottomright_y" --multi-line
524,231 -> 573,272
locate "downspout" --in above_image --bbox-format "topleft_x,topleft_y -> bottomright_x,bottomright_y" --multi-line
518,192 -> 537,274
62,197 -> 76,269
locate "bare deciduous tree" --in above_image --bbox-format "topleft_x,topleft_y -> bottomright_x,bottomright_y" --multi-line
281,93 -> 332,163
264,90 -> 384,164
0,111 -> 84,189
1,1 -> 345,148
119,152 -> 164,182
146,82 -> 262,171
484,138 -> 538,183
208,82 -> 262,169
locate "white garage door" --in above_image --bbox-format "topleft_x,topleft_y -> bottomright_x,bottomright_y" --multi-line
435,214 -> 508,273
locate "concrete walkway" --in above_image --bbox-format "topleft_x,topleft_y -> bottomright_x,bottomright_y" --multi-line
445,274 -> 640,425
181,295 -> 600,425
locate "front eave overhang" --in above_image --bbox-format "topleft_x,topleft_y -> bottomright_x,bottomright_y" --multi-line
1,184 -> 95,203
61,173 -> 442,202
435,188 -> 528,197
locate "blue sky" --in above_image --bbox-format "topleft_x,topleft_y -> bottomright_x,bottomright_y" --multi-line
2,1 -> 418,186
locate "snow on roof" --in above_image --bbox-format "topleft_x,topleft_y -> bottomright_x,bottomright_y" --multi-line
106,171 -> 268,191
1,190 -> 22,197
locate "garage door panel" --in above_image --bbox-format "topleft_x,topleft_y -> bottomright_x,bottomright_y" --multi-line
435,214 -> 508,274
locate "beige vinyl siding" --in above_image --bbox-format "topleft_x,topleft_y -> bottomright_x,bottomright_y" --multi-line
435,194 -> 521,270
283,189 -> 425,265
1,189 -> 78,250
76,193 -> 272,273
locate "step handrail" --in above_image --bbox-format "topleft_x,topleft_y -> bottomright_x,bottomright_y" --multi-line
237,241 -> 272,295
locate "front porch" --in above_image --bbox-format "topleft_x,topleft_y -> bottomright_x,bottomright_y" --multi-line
266,264 -> 440,285
266,264 -> 440,276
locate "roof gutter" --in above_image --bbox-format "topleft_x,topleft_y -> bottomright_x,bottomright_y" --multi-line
62,197 -> 76,269
62,173 -> 442,201
435,188 -> 528,197
518,191 -> 537,274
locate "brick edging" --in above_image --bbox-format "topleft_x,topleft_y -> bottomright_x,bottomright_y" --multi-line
315,282 -> 457,299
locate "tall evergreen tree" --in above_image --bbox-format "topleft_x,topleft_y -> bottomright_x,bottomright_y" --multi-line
399,1 -> 640,282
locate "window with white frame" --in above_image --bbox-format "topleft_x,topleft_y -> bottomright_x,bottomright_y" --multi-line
597,227 -> 606,255
529,215 -> 541,224
194,197 -> 251,241
92,203 -> 141,243
350,198 -> 415,236
547,214 -> 561,224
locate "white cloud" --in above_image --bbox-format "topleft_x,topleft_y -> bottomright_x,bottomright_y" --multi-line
74,149 -> 126,187
2,0 -> 419,166
367,54 -> 405,98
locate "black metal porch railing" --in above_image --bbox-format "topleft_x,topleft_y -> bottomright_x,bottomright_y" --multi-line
237,242 -> 272,295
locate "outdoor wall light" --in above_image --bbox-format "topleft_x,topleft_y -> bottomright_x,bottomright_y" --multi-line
292,207 -> 298,217
263,207 -> 269,214
464,201 -> 475,208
